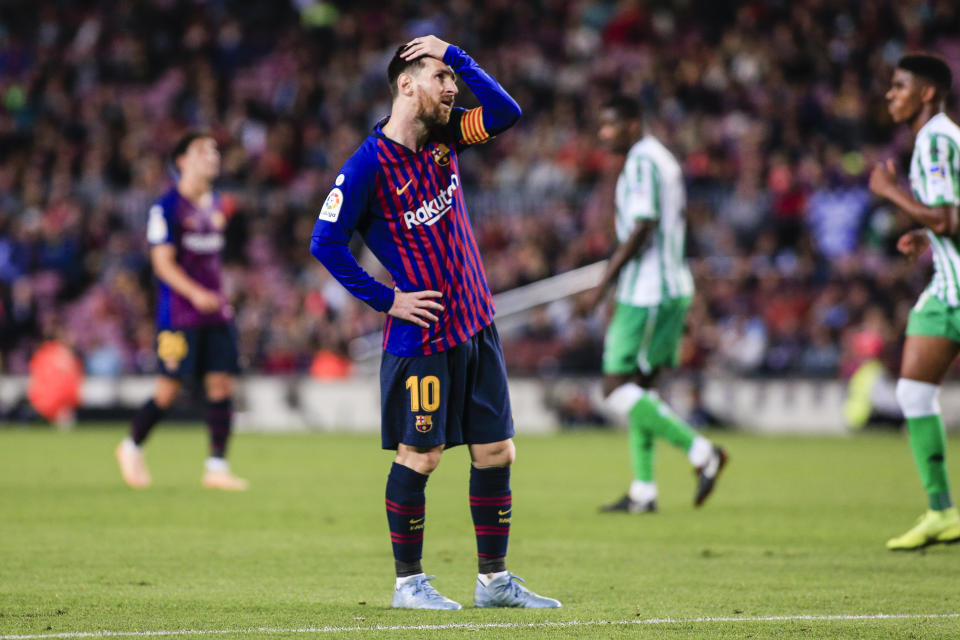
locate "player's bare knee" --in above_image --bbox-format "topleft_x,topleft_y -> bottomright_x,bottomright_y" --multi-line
472,439 -> 516,468
154,378 -> 181,409
205,374 -> 233,402
396,445 -> 443,475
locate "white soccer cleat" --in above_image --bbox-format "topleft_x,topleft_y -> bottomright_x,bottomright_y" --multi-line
115,439 -> 151,489
392,575 -> 462,610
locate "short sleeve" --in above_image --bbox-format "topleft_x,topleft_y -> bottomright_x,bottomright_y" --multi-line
622,155 -> 661,220
917,133 -> 960,207
146,199 -> 176,245
312,158 -> 374,244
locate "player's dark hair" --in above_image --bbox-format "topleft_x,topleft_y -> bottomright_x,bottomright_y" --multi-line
171,130 -> 214,165
898,54 -> 953,101
387,44 -> 428,97
603,94 -> 643,122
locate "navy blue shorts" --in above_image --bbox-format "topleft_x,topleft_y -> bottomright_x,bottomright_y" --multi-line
156,323 -> 240,380
380,323 -> 514,450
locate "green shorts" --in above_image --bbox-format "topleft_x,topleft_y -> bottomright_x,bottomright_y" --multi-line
906,290 -> 960,343
602,297 -> 691,376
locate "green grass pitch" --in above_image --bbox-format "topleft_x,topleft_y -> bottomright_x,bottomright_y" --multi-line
1,425 -> 959,639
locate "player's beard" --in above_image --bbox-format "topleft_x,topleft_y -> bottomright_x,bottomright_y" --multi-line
416,93 -> 451,130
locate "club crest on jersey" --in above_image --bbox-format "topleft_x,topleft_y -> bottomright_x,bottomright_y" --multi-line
415,415 -> 433,433
430,143 -> 450,166
404,174 -> 459,229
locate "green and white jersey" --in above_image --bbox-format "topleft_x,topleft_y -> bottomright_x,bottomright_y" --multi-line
910,113 -> 960,306
614,135 -> 694,306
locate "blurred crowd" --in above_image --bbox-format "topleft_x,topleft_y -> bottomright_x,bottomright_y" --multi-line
1,0 -> 959,382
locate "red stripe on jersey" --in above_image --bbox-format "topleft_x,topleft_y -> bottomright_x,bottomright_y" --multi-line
375,143 -> 428,349
448,152 -> 495,326
419,149 -> 471,348
440,152 -> 484,335
382,142 -> 454,352
378,142 -> 432,290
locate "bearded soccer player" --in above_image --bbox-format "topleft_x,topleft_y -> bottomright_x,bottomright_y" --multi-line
310,36 -> 560,609
869,53 -> 960,550
585,95 -> 727,514
115,131 -> 247,491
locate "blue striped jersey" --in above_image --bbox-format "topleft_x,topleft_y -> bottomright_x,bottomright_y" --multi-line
146,187 -> 229,329
310,46 -> 520,356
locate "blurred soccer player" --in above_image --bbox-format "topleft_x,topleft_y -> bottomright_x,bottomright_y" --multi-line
310,35 -> 560,610
115,132 -> 247,491
585,95 -> 727,514
869,53 -> 960,550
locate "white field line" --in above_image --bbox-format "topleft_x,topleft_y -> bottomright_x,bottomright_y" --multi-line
1,613 -> 958,639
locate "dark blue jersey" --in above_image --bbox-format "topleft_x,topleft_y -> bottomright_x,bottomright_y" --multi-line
147,187 -> 229,329
310,46 -> 520,357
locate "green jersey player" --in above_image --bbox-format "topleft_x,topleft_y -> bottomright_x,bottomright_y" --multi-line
585,95 -> 727,513
870,53 -> 960,550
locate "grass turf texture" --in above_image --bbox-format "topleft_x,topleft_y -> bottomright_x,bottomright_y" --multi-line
0,426 -> 959,639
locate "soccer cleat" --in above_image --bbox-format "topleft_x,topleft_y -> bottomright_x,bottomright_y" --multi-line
391,575 -> 462,610
202,470 -> 249,491
886,507 -> 960,550
694,446 -> 728,507
474,573 -> 561,608
115,440 -> 151,488
599,493 -> 657,514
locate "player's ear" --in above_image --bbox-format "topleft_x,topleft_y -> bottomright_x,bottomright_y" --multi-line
397,72 -> 415,97
920,83 -> 938,105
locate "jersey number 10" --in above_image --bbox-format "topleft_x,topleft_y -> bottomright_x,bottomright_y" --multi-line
405,375 -> 440,413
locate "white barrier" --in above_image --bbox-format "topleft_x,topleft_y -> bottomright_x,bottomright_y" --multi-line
4,374 -> 960,434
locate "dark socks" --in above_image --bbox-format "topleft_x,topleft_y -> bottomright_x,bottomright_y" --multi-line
470,465 -> 511,574
131,399 -> 165,446
206,398 -> 232,459
386,462 -> 429,577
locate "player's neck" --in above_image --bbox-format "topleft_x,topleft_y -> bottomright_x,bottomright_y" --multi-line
382,104 -> 430,152
909,104 -> 941,135
178,175 -> 212,205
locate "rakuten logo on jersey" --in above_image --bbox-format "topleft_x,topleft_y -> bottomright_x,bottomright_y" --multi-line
403,174 -> 459,229
182,232 -> 224,253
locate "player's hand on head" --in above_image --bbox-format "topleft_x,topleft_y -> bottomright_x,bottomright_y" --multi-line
190,288 -> 222,313
401,35 -> 450,62
388,289 -> 444,328
868,159 -> 897,197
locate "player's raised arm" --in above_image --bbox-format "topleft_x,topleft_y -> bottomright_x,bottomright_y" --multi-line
402,35 -> 521,141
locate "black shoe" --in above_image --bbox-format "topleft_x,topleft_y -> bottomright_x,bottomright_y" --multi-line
600,493 -> 657,514
694,447 -> 728,507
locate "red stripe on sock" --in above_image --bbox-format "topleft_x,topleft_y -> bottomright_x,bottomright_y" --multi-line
390,533 -> 424,543
469,496 -> 512,506
385,498 -> 426,515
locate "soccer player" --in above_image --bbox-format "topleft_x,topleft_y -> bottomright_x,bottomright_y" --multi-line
310,35 -> 560,610
585,95 -> 727,514
869,53 -> 960,550
115,131 -> 247,492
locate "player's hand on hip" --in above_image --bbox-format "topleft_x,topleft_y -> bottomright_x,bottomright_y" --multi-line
389,289 -> 444,328
401,35 -> 450,61
897,229 -> 929,260
190,288 -> 222,313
